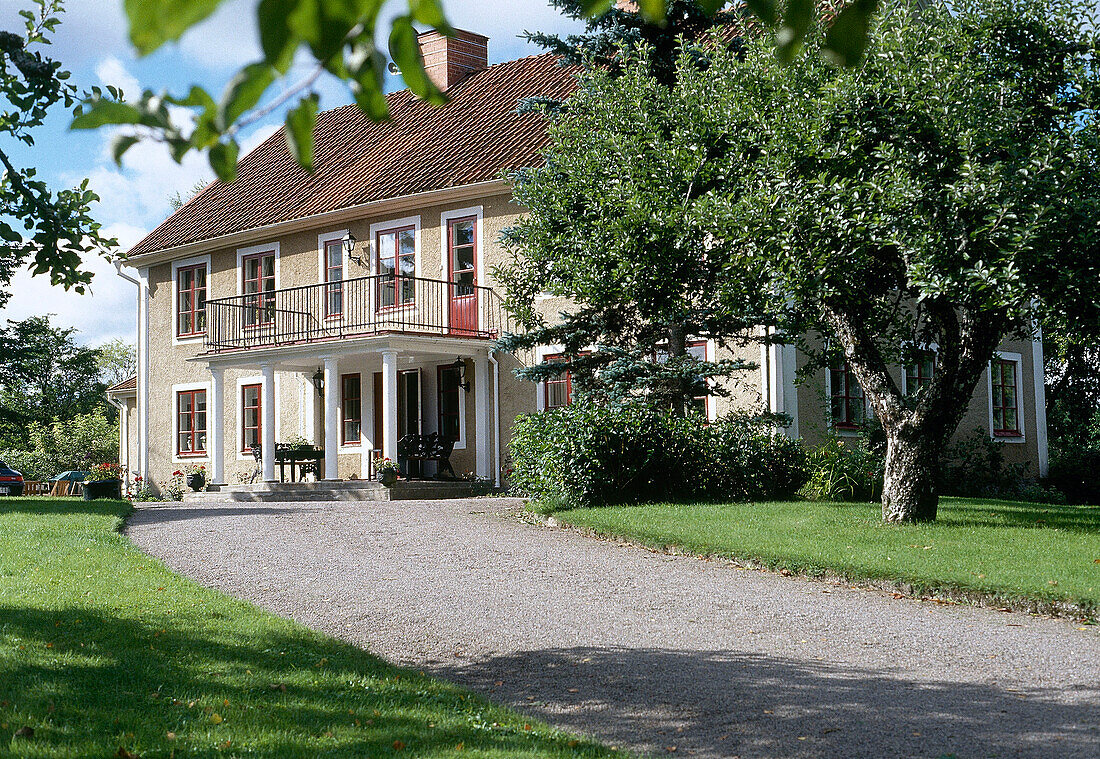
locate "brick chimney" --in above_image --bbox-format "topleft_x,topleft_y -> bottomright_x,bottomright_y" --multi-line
417,28 -> 489,91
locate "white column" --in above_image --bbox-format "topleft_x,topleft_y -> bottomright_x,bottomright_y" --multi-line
323,356 -> 340,480
473,352 -> 491,479
209,366 -> 225,485
381,350 -> 398,462
261,363 -> 276,482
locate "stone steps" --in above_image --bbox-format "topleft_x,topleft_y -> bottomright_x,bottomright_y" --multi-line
182,480 -> 494,503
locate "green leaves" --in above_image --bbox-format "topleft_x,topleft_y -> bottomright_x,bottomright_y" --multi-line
388,16 -> 444,104
124,0 -> 225,55
219,63 -> 276,130
208,141 -> 240,183
284,94 -> 319,172
824,0 -> 881,67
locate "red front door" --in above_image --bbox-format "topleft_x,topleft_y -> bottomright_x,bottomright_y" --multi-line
447,216 -> 477,335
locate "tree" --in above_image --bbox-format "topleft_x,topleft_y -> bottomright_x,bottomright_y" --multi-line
96,338 -> 136,388
686,0 -> 1100,521
0,0 -> 116,305
74,1 -> 878,182
0,315 -> 105,446
168,180 -> 212,212
0,411 -> 116,480
497,43 -> 759,415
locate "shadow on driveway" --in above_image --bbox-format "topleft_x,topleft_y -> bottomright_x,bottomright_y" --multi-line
432,646 -> 1099,758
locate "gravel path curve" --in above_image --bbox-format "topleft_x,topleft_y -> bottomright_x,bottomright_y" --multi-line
126,498 -> 1100,759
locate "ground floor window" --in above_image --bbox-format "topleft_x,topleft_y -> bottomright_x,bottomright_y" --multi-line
543,354 -> 572,409
177,389 -> 207,455
242,383 -> 261,452
905,352 -> 936,396
991,358 -> 1021,437
830,360 -> 865,430
341,374 -> 361,445
438,364 -> 463,440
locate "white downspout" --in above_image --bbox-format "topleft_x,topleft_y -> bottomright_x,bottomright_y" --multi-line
488,350 -> 501,489
107,396 -> 129,489
111,259 -> 142,486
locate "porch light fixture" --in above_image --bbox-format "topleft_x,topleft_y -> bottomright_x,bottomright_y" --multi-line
310,368 -> 325,396
343,231 -> 367,268
449,358 -> 471,392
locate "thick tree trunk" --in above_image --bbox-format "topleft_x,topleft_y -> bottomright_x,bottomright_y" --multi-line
881,424 -> 940,523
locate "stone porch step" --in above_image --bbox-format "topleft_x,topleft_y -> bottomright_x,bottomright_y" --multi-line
182,479 -> 494,503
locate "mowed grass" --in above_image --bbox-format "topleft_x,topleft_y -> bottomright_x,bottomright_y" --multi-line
0,498 -> 619,759
554,497 -> 1100,615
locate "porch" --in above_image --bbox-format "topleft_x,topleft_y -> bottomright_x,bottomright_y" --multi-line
194,335 -> 503,492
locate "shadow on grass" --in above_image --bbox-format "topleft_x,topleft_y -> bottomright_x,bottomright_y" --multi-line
434,646 -> 1100,759
941,497 -> 1100,533
0,496 -> 129,519
0,607 -> 613,758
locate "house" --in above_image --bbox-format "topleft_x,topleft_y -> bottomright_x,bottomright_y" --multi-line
115,29 -> 1048,495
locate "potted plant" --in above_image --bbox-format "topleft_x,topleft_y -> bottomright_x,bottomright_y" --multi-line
83,463 -> 123,501
184,463 -> 207,492
376,457 -> 400,487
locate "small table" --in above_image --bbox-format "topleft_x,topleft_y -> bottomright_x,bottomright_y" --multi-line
252,444 -> 325,483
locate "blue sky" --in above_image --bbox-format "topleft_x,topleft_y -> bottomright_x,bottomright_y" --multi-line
0,0 -> 582,347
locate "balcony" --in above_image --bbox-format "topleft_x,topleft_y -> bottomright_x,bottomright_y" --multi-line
203,274 -> 513,354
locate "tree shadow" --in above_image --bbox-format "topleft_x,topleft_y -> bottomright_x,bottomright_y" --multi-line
431,646 -> 1100,759
941,498 -> 1100,533
126,504 -> 322,525
0,496 -> 128,519
0,607 -> 613,758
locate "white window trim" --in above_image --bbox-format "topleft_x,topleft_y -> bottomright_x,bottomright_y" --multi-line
440,206 -> 484,332
369,216 -> 421,315
338,371 -> 364,450
171,254 -> 212,346
900,343 -> 939,396
988,351 -> 1026,443
824,361 -> 867,436
438,361 -> 467,450
317,229 -> 349,283
236,242 -> 281,295
534,343 -> 566,412
172,381 -> 211,463
235,374 -> 281,461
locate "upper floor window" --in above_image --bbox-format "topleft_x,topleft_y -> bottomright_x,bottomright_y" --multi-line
177,389 -> 207,456
905,352 -> 936,396
242,250 -> 275,326
448,217 -> 477,296
324,239 -> 344,317
991,359 -> 1021,437
177,264 -> 207,337
830,359 -> 866,430
376,226 -> 415,308
341,373 -> 361,445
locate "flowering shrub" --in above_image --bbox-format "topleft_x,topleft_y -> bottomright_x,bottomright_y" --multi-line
127,475 -> 159,502
162,470 -> 185,501
183,463 -> 207,477
375,457 -> 400,476
85,462 -> 122,482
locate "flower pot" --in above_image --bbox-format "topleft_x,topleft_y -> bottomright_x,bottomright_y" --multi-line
83,479 -> 122,501
186,472 -> 206,492
378,470 -> 398,487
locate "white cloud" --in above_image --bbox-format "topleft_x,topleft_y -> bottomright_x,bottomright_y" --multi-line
95,55 -> 141,99
175,0 -> 264,71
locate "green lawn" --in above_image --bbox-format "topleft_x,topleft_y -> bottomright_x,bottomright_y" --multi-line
553,497 -> 1100,616
0,498 -> 618,758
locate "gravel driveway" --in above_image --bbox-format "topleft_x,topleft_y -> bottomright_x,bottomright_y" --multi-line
126,498 -> 1100,759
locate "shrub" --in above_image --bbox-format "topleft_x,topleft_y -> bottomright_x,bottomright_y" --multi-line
802,436 -> 884,502
508,402 -> 808,508
1046,446 -> 1100,505
0,411 -> 117,481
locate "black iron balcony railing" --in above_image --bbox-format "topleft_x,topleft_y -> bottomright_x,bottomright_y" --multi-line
203,273 -> 514,353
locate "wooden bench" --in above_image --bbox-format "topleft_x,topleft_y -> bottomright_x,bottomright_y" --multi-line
396,433 -> 457,480
22,481 -> 51,495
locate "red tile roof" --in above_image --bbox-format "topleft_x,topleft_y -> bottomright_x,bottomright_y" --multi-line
126,53 -> 578,258
107,376 -> 137,393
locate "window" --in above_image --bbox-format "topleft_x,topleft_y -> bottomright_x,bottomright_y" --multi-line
438,364 -> 463,440
905,352 -> 936,396
242,251 -> 275,326
448,217 -> 477,296
376,226 -> 416,308
652,341 -> 711,417
324,239 -> 343,317
830,360 -> 865,430
341,374 -> 361,445
991,359 -> 1021,436
177,263 -> 206,337
543,354 -> 573,409
177,389 -> 207,455
242,384 -> 262,452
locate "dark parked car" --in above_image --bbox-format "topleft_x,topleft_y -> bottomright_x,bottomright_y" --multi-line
0,460 -> 24,496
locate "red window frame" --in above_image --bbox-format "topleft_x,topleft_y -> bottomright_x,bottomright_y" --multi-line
375,225 -> 416,310
241,383 -> 262,453
437,364 -> 462,441
543,354 -> 573,409
905,352 -> 936,396
242,251 -> 276,327
176,389 -> 207,456
991,359 -> 1021,437
324,239 -> 344,318
176,263 -> 207,337
830,360 -> 865,430
341,373 -> 362,445
447,216 -> 477,293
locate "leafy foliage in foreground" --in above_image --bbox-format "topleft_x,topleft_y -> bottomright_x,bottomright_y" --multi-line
509,402 -> 808,509
554,497 -> 1100,615
0,498 -> 617,758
